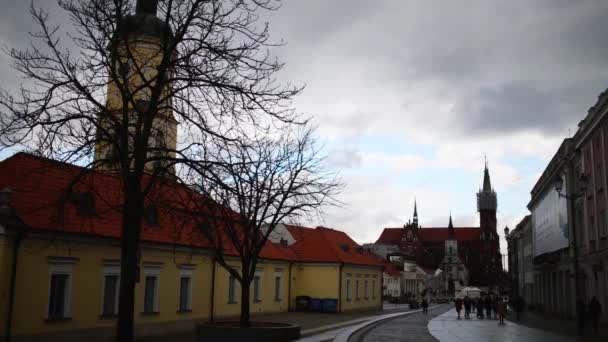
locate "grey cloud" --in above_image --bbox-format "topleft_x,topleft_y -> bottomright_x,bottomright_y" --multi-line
326,147 -> 363,169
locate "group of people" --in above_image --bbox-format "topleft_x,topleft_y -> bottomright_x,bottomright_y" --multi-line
454,294 -> 521,325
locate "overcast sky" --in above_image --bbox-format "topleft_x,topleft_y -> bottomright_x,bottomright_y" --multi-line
2,0 -> 608,257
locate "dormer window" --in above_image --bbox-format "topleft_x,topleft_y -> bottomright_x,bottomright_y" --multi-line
72,191 -> 96,217
143,206 -> 159,226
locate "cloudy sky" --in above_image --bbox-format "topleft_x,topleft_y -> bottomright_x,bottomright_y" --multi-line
2,0 -> 608,257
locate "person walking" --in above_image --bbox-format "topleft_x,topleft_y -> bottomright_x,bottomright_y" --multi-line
421,298 -> 429,315
492,295 -> 499,319
498,298 -> 507,325
476,297 -> 484,319
464,296 -> 471,319
455,297 -> 463,319
484,295 -> 493,319
589,296 -> 603,333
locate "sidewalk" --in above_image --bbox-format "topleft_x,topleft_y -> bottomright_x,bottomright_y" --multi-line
506,309 -> 608,342
429,308 -> 578,342
140,304 -> 411,341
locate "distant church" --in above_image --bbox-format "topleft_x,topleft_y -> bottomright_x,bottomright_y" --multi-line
373,164 -> 503,292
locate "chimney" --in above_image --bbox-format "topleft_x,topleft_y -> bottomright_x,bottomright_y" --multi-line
136,0 -> 158,16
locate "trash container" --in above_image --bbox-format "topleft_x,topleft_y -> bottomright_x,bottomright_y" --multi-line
321,298 -> 338,313
309,298 -> 322,312
295,296 -> 310,311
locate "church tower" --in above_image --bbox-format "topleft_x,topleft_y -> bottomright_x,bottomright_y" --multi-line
94,0 -> 177,175
412,199 -> 419,228
476,161 -> 501,285
477,162 -> 497,238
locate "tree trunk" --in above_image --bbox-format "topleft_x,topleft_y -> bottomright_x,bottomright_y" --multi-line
239,277 -> 251,327
116,180 -> 143,342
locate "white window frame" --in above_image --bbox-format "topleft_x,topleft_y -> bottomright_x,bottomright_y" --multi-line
101,264 -> 120,316
228,274 -> 238,304
47,261 -> 75,319
364,279 -> 369,299
355,279 -> 360,300
274,270 -> 283,302
253,269 -> 262,303
346,278 -> 352,301
178,268 -> 193,312
372,279 -> 376,299
143,266 -> 161,313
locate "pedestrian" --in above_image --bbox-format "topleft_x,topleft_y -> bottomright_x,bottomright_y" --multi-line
492,295 -> 499,319
577,297 -> 587,336
498,299 -> 507,325
476,297 -> 484,319
588,296 -> 603,333
464,296 -> 471,319
484,295 -> 493,319
455,297 -> 463,319
421,298 -> 429,315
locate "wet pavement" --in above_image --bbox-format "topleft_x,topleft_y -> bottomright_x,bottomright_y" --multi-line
428,308 -> 577,342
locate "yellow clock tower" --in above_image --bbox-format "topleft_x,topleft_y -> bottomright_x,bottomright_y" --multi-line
94,0 -> 176,175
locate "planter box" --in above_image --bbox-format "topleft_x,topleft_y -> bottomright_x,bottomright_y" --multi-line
196,322 -> 301,342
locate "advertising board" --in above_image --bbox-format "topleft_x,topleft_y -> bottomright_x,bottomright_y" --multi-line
532,177 -> 569,257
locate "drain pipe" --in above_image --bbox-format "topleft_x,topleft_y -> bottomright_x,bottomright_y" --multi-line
287,262 -> 293,311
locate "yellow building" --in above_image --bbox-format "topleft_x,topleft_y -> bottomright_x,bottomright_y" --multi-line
0,154 -> 383,341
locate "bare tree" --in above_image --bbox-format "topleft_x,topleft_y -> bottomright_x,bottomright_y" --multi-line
181,126 -> 342,326
0,0 -> 302,340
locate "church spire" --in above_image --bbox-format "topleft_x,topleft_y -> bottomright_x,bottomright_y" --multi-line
483,159 -> 492,191
412,198 -> 419,227
448,212 -> 455,238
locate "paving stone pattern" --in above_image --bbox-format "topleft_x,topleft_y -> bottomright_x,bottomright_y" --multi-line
428,308 -> 578,342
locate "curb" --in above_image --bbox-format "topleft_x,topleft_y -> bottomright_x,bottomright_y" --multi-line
333,305 -> 441,342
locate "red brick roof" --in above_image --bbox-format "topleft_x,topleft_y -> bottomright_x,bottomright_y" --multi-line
376,227 -> 481,244
0,153 -> 381,267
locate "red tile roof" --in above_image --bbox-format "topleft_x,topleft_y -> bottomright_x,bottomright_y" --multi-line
376,227 -> 481,244
0,153 -> 381,267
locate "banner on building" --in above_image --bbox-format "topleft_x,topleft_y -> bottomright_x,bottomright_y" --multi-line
532,178 -> 569,257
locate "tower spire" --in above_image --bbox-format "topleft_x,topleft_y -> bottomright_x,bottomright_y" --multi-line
412,198 -> 419,227
483,160 -> 492,191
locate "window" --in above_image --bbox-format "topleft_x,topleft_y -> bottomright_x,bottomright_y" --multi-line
274,271 -> 282,302
364,280 -> 368,299
47,260 -> 75,320
355,280 -> 360,300
346,278 -> 351,301
178,269 -> 192,312
372,279 -> 376,299
228,275 -> 237,304
102,265 -> 120,316
143,267 -> 160,313
253,271 -> 262,302
600,210 -> 608,238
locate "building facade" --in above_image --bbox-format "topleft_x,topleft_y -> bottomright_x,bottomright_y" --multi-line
0,154 -> 383,341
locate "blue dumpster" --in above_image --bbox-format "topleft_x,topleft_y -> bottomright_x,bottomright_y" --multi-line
321,298 -> 338,313
309,298 -> 322,312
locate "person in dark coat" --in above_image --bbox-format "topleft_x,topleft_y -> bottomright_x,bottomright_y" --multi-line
476,297 -> 484,319
492,295 -> 499,319
421,298 -> 429,314
484,295 -> 493,319
588,296 -> 603,333
455,297 -> 463,319
463,296 -> 472,319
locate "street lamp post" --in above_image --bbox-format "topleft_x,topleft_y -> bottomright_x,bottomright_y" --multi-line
554,172 -> 588,336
